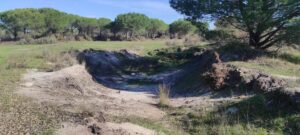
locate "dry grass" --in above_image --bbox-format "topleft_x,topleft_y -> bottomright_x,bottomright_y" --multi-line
39,49 -> 78,71
229,56 -> 300,77
6,56 -> 28,69
158,84 -> 170,107
183,34 -> 205,46
165,39 -> 185,47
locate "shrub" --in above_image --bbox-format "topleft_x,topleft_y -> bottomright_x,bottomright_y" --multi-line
18,36 -> 57,45
183,34 -> 204,46
18,36 -> 35,45
35,36 -> 57,44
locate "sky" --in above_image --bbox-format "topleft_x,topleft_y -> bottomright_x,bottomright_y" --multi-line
0,0 -> 184,24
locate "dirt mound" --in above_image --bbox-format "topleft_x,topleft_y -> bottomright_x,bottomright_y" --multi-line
202,62 -> 300,106
56,122 -> 156,135
203,63 -> 287,92
251,73 -> 287,92
78,49 -> 152,76
17,64 -> 165,134
56,112 -> 156,135
18,65 -> 165,120
19,65 -> 104,98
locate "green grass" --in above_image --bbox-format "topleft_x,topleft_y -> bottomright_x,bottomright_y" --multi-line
279,50 -> 300,64
164,94 -> 300,135
0,40 -> 167,134
110,116 -> 185,135
229,57 -> 300,77
1,40 -> 166,53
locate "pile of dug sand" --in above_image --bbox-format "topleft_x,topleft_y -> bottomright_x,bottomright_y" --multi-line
17,65 -> 164,135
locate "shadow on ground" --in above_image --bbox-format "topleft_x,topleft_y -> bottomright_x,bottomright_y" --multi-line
76,48 -> 215,96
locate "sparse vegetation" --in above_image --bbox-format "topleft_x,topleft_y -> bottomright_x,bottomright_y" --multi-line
158,84 -> 170,107
0,0 -> 300,134
229,57 -> 300,77
110,116 -> 184,135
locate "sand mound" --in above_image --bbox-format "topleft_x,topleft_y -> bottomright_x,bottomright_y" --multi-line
17,65 -> 165,134
18,65 -> 164,119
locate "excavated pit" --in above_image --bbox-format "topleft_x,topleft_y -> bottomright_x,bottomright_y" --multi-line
77,49 -> 184,93
16,48 -> 300,135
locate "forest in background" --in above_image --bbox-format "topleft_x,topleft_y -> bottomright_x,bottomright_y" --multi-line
0,8 -> 230,44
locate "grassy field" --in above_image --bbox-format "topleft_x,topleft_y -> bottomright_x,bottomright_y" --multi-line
0,40 -> 167,134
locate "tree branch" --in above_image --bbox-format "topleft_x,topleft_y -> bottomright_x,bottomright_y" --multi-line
260,37 -> 284,49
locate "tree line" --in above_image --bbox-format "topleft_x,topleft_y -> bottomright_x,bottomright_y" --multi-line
0,8 -> 209,43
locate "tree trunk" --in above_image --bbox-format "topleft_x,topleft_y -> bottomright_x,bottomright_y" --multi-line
126,31 -> 129,40
249,32 -> 262,49
23,28 -> 27,35
13,30 -> 18,40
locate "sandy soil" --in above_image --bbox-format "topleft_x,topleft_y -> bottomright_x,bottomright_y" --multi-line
17,65 -> 164,134
17,65 -> 248,135
56,122 -> 156,135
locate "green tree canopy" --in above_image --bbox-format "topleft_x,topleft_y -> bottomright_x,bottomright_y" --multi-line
114,13 -> 150,39
72,17 -> 99,35
169,20 -> 197,38
0,8 -> 45,39
147,19 -> 168,38
39,8 -> 73,34
170,0 -> 300,49
98,18 -> 112,30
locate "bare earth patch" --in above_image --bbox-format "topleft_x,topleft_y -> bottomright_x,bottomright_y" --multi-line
17,64 -> 251,134
56,122 -> 156,135
17,65 -> 164,134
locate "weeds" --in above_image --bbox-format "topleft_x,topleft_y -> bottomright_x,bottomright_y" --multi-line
110,116 -> 184,135
178,107 -> 270,135
158,84 -> 170,107
6,56 -> 28,69
39,49 -> 78,71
